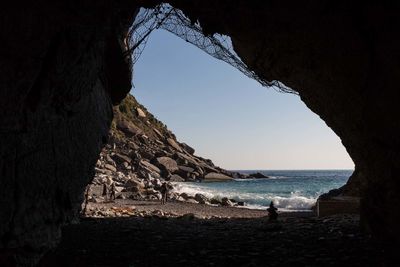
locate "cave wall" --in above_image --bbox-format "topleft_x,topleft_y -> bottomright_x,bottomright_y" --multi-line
0,0 -> 137,264
1,0 -> 400,264
166,0 -> 400,247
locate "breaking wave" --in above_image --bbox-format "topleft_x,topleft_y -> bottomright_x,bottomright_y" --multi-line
172,182 -> 317,212
171,170 -> 351,212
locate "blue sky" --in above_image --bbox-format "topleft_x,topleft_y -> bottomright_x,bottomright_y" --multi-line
131,30 -> 354,170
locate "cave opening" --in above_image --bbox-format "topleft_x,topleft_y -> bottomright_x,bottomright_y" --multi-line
83,5 -> 356,220
51,24 -> 371,265
3,1 -> 397,266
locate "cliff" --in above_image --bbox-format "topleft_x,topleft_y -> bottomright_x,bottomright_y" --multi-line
94,94 -> 241,190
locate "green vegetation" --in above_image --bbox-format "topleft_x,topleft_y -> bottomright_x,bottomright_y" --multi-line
111,94 -> 170,140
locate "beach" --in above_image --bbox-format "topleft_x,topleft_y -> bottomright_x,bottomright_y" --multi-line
84,198 -> 314,219
39,198 -> 383,267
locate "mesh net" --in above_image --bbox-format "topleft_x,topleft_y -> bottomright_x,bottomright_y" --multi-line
125,3 -> 296,94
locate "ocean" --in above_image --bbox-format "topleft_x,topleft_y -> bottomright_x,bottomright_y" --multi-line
172,170 -> 353,212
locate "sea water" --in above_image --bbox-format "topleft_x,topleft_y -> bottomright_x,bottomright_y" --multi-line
172,170 -> 353,212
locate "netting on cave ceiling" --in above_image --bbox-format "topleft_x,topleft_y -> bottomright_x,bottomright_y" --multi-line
124,3 -> 297,95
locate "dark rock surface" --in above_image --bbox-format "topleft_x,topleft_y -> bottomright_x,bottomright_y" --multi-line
248,172 -> 269,179
0,1 -> 139,263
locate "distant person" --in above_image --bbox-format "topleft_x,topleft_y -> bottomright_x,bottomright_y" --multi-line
102,183 -> 108,201
267,201 -> 278,221
109,181 -> 116,201
160,182 -> 169,205
134,151 -> 142,170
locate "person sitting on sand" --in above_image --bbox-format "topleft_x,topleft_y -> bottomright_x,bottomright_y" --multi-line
267,201 -> 278,221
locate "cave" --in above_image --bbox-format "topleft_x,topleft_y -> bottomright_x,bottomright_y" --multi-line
1,0 -> 399,266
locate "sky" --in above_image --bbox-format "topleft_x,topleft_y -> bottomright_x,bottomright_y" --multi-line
131,30 -> 354,170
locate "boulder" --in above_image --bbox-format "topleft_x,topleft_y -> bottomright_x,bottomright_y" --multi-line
155,139 -> 164,146
221,197 -> 234,207
122,162 -> 131,170
181,142 -> 195,155
204,172 -> 233,181
194,193 -> 209,204
124,178 -> 144,191
195,167 -> 204,176
141,160 -> 161,174
175,152 -> 199,166
117,120 -> 143,136
111,153 -> 132,164
155,156 -> 179,173
178,165 -> 194,174
169,174 -> 185,182
179,192 -> 190,200
104,164 -> 117,172
153,128 -> 164,139
247,172 -> 269,178
166,138 -> 183,152
140,150 -> 155,160
136,107 -> 146,118
150,172 -> 161,179
232,172 -> 248,179
177,165 -> 194,177
138,135 -> 149,144
210,198 -> 222,205
128,141 -> 140,150
145,188 -> 158,194
201,164 -> 220,174
95,168 -> 113,176
105,154 -> 115,165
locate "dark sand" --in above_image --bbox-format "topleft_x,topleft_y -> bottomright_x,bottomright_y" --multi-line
39,199 -> 385,267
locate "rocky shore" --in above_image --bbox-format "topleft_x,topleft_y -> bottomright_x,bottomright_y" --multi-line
88,94 -> 254,210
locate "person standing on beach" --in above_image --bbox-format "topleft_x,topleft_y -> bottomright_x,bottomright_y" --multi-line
267,201 -> 278,221
102,183 -> 108,201
160,182 -> 168,205
109,181 -> 116,201
133,150 -> 141,171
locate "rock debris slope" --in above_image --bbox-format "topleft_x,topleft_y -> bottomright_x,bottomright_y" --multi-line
94,94 -> 243,191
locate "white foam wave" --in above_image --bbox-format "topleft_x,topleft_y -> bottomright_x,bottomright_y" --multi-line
171,182 -> 316,211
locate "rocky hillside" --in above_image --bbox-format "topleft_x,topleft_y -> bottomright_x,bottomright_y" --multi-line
92,94 -> 245,197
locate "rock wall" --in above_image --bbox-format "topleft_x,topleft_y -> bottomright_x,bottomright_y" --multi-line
0,1 -> 138,264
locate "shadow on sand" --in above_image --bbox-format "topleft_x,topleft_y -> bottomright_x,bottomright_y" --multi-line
38,214 -> 384,267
